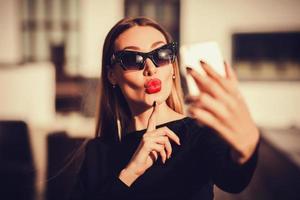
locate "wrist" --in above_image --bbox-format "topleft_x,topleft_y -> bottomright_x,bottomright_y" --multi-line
126,162 -> 145,176
118,167 -> 141,187
230,149 -> 247,165
231,131 -> 260,165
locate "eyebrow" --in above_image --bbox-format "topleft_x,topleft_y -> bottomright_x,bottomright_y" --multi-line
122,41 -> 166,51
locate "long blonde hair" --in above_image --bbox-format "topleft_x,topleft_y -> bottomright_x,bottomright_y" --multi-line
95,17 -> 184,141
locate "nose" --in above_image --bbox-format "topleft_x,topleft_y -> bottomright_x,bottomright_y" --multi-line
143,58 -> 157,76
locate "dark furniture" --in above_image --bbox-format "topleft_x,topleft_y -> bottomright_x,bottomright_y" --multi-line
46,132 -> 86,200
0,120 -> 36,200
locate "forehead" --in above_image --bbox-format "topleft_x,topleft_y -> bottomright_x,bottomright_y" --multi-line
114,26 -> 167,51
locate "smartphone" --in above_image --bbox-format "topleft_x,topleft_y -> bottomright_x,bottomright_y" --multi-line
180,41 -> 226,96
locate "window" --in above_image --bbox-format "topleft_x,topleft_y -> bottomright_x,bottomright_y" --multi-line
21,0 -> 80,78
125,0 -> 180,43
232,32 -> 300,81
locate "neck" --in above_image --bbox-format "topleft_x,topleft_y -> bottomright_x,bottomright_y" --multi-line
127,101 -> 182,132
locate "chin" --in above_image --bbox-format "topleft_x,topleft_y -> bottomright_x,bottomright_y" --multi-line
127,86 -> 171,108
145,90 -> 170,106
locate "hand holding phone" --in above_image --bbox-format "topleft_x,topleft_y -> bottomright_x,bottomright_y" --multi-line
180,43 -> 260,165
180,41 -> 225,96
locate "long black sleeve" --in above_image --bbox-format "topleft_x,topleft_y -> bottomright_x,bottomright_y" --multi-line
68,117 -> 259,200
199,126 -> 260,193
69,139 -> 131,200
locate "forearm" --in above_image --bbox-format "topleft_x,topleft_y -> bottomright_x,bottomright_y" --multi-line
204,128 -> 260,193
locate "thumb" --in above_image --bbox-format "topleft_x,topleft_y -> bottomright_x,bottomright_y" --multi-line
146,101 -> 158,132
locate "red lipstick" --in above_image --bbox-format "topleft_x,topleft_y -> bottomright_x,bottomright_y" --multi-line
145,78 -> 161,94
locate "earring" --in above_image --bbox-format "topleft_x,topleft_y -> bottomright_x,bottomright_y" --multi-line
172,74 -> 176,79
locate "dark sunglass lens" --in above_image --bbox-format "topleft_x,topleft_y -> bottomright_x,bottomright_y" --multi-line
154,48 -> 175,66
121,52 -> 144,70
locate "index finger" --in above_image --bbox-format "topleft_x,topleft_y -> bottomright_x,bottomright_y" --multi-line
146,101 -> 158,132
200,61 -> 235,95
200,60 -> 227,87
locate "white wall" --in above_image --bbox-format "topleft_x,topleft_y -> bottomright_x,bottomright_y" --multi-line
0,0 -> 22,63
0,63 -> 56,126
78,0 -> 124,77
181,0 -> 300,60
239,82 -> 300,128
181,0 -> 300,128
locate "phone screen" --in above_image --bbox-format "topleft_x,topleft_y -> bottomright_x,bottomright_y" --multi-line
180,41 -> 226,96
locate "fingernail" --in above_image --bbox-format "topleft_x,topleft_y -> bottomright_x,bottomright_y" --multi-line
187,110 -> 195,118
184,97 -> 192,104
200,60 -> 206,65
186,66 -> 193,72
153,101 -> 156,107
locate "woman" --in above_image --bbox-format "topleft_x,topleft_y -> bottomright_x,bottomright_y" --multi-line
69,17 -> 260,200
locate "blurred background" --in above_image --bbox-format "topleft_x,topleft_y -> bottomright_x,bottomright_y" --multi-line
0,0 -> 300,199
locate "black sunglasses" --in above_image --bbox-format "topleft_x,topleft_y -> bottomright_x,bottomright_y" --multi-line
110,42 -> 178,71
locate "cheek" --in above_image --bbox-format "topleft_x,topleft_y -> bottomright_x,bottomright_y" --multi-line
117,72 -> 144,97
115,65 -> 174,104
161,66 -> 174,94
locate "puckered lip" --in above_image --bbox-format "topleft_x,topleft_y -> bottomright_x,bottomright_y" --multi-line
144,78 -> 162,94
144,78 -> 162,88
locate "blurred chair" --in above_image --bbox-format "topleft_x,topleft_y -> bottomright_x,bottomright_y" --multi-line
46,132 -> 86,200
0,120 -> 36,200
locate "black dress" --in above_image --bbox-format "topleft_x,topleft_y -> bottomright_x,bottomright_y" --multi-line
69,117 -> 260,200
